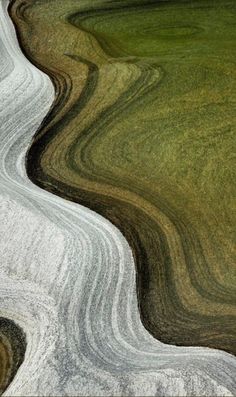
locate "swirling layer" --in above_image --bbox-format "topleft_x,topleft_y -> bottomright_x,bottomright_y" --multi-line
9,0 -> 236,355
0,0 -> 235,395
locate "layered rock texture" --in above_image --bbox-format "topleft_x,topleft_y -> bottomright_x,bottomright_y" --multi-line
0,0 -> 235,395
10,0 -> 236,353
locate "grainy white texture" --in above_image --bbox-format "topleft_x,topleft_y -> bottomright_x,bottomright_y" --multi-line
0,1 -> 236,396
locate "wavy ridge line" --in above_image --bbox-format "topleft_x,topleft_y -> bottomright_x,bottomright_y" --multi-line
0,1 -> 235,396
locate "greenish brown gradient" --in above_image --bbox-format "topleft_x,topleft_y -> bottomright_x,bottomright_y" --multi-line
0,318 -> 26,395
9,0 -> 236,354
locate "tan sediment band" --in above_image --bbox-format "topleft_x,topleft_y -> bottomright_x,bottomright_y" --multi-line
8,0 -> 236,356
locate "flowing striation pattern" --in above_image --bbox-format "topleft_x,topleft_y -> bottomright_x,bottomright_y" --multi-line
0,0 -> 235,396
9,0 -> 236,355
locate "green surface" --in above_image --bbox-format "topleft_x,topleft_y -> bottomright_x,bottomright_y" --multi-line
11,0 -> 236,354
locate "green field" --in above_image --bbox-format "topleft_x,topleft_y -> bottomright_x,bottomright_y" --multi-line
11,0 -> 236,354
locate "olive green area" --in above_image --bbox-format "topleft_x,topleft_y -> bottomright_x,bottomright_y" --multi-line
10,0 -> 236,354
0,318 -> 26,395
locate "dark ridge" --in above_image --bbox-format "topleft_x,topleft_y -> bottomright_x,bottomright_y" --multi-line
8,0 -> 236,357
